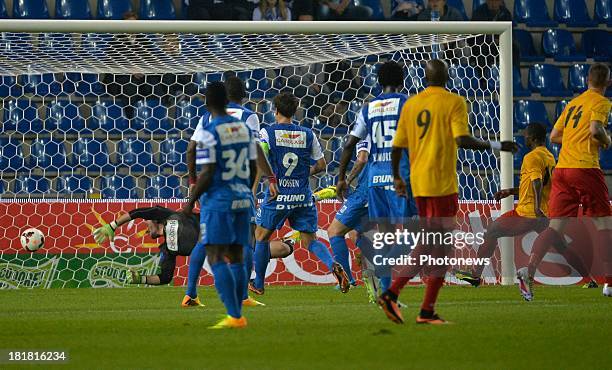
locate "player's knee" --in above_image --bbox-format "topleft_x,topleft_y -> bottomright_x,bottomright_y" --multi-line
276,242 -> 294,258
328,219 -> 348,238
157,272 -> 173,285
226,244 -> 244,263
255,226 -> 273,242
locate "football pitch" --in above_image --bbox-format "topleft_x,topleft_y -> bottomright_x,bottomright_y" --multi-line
1,285 -> 609,369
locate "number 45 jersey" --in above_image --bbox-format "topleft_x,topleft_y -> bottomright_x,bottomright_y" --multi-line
259,123 -> 324,210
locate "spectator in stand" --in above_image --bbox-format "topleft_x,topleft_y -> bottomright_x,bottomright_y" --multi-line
417,0 -> 463,21
391,0 -> 424,21
319,0 -> 372,21
471,0 -> 511,21
187,0 -> 251,20
290,0 -> 315,20
253,0 -> 292,21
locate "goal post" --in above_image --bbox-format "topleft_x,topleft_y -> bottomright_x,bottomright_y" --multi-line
0,20 -> 514,288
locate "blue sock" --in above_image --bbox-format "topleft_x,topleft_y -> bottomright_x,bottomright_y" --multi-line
254,241 -> 270,290
380,276 -> 391,292
308,239 -> 334,271
230,262 -> 246,312
186,242 -> 207,299
242,244 -> 254,300
330,236 -> 354,283
211,261 -> 240,319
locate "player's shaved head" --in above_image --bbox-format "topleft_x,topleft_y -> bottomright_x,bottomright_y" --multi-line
425,59 -> 449,87
225,76 -> 247,102
205,81 -> 229,111
525,122 -> 547,145
377,61 -> 404,88
588,63 -> 610,89
273,92 -> 299,119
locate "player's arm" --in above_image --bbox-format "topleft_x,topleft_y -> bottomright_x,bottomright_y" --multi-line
310,135 -> 326,176
256,127 -> 279,198
493,188 -> 519,201
590,120 -> 611,149
549,128 -> 563,144
531,178 -> 546,218
92,206 -> 174,244
183,130 -> 217,215
391,104 -> 411,197
347,149 -> 368,186
338,109 -> 367,199
187,140 -> 197,189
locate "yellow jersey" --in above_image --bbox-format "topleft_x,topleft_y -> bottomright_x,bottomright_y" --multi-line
554,89 -> 611,169
393,86 -> 470,197
515,146 -> 556,218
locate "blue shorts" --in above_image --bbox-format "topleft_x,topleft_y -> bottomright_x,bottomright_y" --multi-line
200,210 -> 251,246
256,204 -> 318,233
335,190 -> 369,232
368,186 -> 417,223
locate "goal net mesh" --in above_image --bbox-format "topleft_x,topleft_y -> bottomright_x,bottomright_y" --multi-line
0,31 -> 503,288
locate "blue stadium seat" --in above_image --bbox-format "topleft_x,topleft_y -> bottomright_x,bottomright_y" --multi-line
470,100 -> 500,132
139,0 -> 176,20
582,29 -> 612,62
0,138 -> 25,172
0,1 -> 8,18
159,138 -> 188,173
553,0 -> 596,27
145,175 -> 183,199
135,100 -> 171,133
447,65 -> 481,97
46,100 -> 86,133
0,76 -> 22,97
326,137 -> 343,172
568,64 -> 589,94
21,73 -> 63,96
65,73 -> 104,97
91,100 -> 130,134
595,0 -> 612,25
484,174 -> 501,200
554,100 -> 570,122
175,98 -> 205,131
14,175 -> 50,194
514,100 -> 551,131
513,67 -> 531,97
513,136 -> 529,169
100,175 -> 138,199
97,0 -> 132,19
472,0 -> 486,9
180,0 -> 188,18
193,72 -> 223,93
56,175 -> 93,195
528,64 -> 572,97
27,138 -> 68,172
404,64 -> 426,94
447,0 -> 468,20
358,64 -> 382,97
601,149 -> 612,170
3,99 -> 43,133
541,29 -> 586,62
259,100 -> 276,125
116,138 -> 156,173
13,0 -> 49,19
244,69 -> 272,100
459,173 -> 483,200
56,0 -> 91,19
462,148 -> 498,171
514,0 -> 557,26
347,100 -> 363,125
70,138 -> 111,173
513,29 -> 544,62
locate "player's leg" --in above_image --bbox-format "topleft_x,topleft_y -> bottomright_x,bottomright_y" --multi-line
183,241 -> 207,306
270,239 -> 294,258
226,242 -> 246,315
328,219 -> 355,286
251,207 -> 285,294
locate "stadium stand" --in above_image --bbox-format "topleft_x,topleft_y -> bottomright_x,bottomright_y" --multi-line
97,0 -> 133,19
13,0 -> 49,19
55,0 -> 92,19
553,0 -> 597,27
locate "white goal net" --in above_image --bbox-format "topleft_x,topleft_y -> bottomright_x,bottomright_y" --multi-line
0,21 -> 513,288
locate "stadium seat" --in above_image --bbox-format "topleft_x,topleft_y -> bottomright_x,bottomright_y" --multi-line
0,138 -> 25,172
470,100 -> 500,132
513,135 -> 528,169
514,0 -> 557,26
56,0 -> 91,19
447,65 -> 481,97
175,98 -> 205,131
145,175 -> 183,199
554,100 -> 570,122
472,0 -> 486,9
159,138 -> 188,173
65,73 -> 104,97
259,100 -> 276,125
135,100 -> 171,133
0,1 -> 8,18
541,29 -> 586,62
46,100 -> 86,133
27,138 -> 69,172
601,149 -> 612,170
582,29 -> 612,62
139,0 -> 176,20
553,0 -> 596,27
116,138 -> 156,173
568,64 -> 589,94
70,138 -> 112,173
13,0 -> 49,19
0,76 -> 22,97
514,100 -> 551,131
245,69 -> 272,100
97,0 -> 133,19
513,29 -> 544,62
484,174 -> 501,200
528,64 -> 572,97
99,175 -> 138,199
3,99 -> 43,133
193,72 -> 223,93
56,175 -> 93,195
14,175 -> 50,194
358,64 -> 382,97
91,100 -> 130,134
595,0 -> 612,25
513,67 -> 531,97
446,0 -> 468,20
21,73 -> 63,96
404,64 -> 426,94
459,173 -> 483,200
346,100 -> 363,125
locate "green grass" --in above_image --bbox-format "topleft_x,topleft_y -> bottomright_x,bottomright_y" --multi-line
0,285 -> 610,369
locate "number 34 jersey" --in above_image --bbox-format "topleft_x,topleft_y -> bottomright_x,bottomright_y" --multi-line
194,115 -> 257,212
350,92 -> 410,188
259,123 -> 324,209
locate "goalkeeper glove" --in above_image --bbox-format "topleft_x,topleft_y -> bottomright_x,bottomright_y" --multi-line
125,269 -> 143,284
93,221 -> 118,244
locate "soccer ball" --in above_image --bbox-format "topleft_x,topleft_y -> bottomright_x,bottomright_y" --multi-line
20,228 -> 45,252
